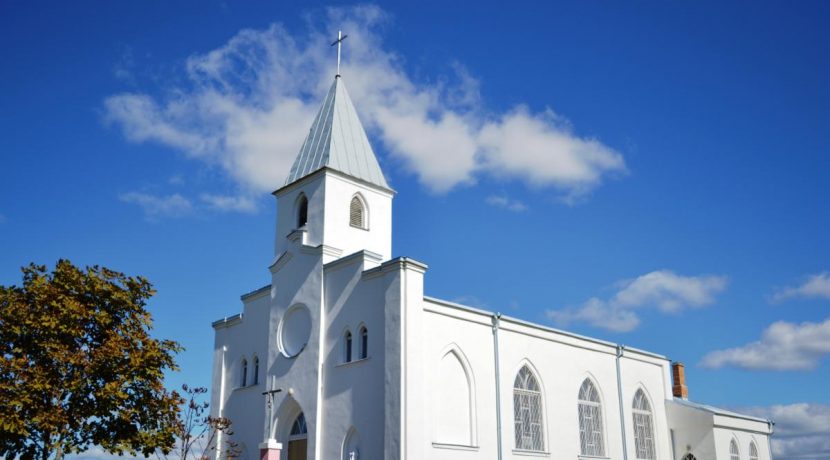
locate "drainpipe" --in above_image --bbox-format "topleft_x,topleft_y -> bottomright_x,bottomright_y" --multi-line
616,345 -> 629,460
492,313 -> 503,460
216,345 -> 227,460
767,420 -> 775,460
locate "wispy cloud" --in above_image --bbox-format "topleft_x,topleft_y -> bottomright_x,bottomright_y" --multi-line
485,194 -> 528,212
701,317 -> 830,371
0,212 -> 6,224
119,192 -> 193,220
547,270 -> 728,332
772,272 -> 830,303
200,193 -> 257,213
740,403 -> 830,459
104,6 -> 625,202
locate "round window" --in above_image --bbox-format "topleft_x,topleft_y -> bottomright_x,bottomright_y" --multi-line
279,305 -> 311,358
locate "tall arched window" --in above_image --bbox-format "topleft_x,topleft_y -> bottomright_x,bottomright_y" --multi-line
344,330 -> 353,363
730,439 -> 740,460
632,389 -> 656,459
349,195 -> 366,229
296,194 -> 308,228
253,356 -> 259,385
288,412 -> 308,459
359,326 -> 368,359
240,358 -> 248,387
513,365 -> 544,452
578,378 -> 605,456
749,441 -> 759,460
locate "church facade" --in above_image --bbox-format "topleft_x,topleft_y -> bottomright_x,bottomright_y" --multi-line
209,74 -> 774,460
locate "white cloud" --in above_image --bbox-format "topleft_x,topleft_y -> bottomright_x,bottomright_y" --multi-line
547,270 -> 728,332
485,194 -> 528,212
772,272 -> 830,303
200,193 -> 257,213
119,192 -> 193,220
701,317 -> 830,371
104,6 -> 625,201
740,403 -> 830,459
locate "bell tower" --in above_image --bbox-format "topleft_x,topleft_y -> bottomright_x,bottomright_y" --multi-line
273,75 -> 394,262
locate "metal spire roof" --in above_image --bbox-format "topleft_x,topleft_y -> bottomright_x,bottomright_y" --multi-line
284,77 -> 390,190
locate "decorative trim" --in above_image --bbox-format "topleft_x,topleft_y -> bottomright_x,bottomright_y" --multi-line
431,443 -> 479,451
335,357 -> 370,368
212,314 -> 242,328
269,252 -> 293,274
240,284 -> 271,301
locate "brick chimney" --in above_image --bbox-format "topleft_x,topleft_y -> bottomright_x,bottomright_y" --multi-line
672,362 -> 689,399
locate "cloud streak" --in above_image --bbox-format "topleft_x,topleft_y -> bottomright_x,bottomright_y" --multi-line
772,272 -> 830,303
547,270 -> 728,332
701,317 -> 830,371
740,403 -> 830,459
485,194 -> 528,212
104,6 -> 625,202
119,192 -> 193,220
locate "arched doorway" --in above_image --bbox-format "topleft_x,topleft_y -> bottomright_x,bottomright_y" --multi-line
287,412 -> 308,460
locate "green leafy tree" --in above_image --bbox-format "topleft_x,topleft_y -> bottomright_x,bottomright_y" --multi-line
0,260 -> 183,460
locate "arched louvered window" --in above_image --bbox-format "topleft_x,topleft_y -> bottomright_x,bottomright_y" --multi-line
632,389 -> 656,459
253,356 -> 259,385
513,365 -> 544,451
749,441 -> 759,460
297,194 -> 308,228
240,358 -> 248,387
349,195 -> 366,229
359,326 -> 368,359
578,379 -> 605,456
730,439 -> 740,460
344,330 -> 353,363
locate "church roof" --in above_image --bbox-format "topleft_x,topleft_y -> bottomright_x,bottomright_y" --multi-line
284,76 -> 390,190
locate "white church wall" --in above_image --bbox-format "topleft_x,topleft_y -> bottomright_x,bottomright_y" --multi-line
317,252 -> 393,460
211,288 -> 272,460
321,170 -> 393,261
713,427 -> 771,460
273,174 -> 325,257
666,399 -> 717,459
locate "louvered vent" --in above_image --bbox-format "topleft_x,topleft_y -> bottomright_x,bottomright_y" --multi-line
349,196 -> 365,228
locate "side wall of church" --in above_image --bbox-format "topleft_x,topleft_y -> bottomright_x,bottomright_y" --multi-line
411,298 -> 674,460
211,289 -> 271,460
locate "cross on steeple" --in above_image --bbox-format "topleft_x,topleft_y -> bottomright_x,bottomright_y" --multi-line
331,30 -> 348,77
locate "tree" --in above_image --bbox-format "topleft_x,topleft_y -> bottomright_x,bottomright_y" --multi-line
167,384 -> 238,460
0,260 -> 183,460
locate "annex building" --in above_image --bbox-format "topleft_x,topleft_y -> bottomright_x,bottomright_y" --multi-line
210,70 -> 774,460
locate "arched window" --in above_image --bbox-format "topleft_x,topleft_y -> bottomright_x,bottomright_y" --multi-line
632,389 -> 656,459
578,378 -> 605,456
730,439 -> 740,460
253,356 -> 259,385
359,326 -> 368,359
682,455 -> 697,460
513,365 -> 544,451
344,330 -> 353,363
297,194 -> 308,228
288,412 -> 308,459
342,427 -> 361,460
240,358 -> 248,387
349,195 -> 366,229
749,441 -> 759,460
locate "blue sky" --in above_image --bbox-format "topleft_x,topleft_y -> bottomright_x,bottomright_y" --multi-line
2,1 -> 830,457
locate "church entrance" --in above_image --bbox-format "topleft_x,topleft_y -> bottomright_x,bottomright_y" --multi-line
287,412 -> 308,460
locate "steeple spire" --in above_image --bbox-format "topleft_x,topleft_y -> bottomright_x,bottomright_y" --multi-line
284,77 -> 390,190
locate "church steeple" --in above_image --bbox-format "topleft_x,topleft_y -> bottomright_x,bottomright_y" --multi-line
284,77 -> 390,190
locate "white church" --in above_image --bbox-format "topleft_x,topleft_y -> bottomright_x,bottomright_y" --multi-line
209,66 -> 775,460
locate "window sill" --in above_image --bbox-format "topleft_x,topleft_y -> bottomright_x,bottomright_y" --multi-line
512,449 -> 550,457
579,456 -> 610,460
234,383 -> 260,391
336,357 -> 370,367
349,223 -> 369,231
432,443 -> 479,451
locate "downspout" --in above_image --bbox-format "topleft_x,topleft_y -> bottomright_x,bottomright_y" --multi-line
216,345 -> 227,460
616,345 -> 629,460
767,420 -> 775,460
492,313 -> 504,460
315,266 -> 327,460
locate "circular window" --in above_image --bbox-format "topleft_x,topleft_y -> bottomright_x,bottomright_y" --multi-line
279,305 -> 311,358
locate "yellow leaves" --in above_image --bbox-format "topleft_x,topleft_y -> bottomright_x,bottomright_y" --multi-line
0,260 -> 182,459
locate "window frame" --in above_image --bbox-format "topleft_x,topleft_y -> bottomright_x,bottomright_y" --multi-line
577,378 -> 606,457
240,358 -> 248,387
349,194 -> 368,230
632,388 -> 657,460
358,325 -> 368,360
512,364 -> 545,452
